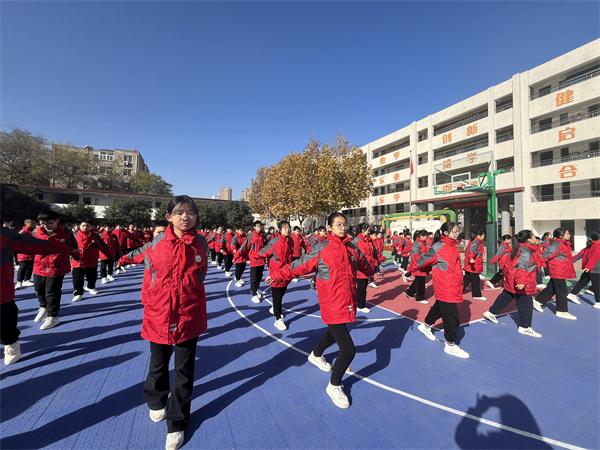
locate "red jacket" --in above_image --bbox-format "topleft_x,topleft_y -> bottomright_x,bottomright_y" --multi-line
373,237 -> 385,263
237,231 -> 267,267
291,233 -> 306,258
511,243 -> 544,295
418,235 -> 463,303
464,237 -> 485,273
206,231 -> 216,250
401,237 -> 412,257
71,230 -> 110,269
306,234 -> 325,254
32,225 -> 76,278
128,225 -> 208,344
16,226 -> 36,262
231,232 -> 248,263
221,232 -> 234,255
143,231 -> 153,243
99,230 -> 120,260
113,229 -> 135,250
258,234 -> 293,288
491,242 -> 512,272
407,240 -> 429,277
352,233 -> 378,279
575,241 -> 600,274
543,238 -> 576,279
1,228 -> 69,304
270,233 -> 375,324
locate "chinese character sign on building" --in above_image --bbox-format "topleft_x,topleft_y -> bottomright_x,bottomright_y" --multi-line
558,127 -> 576,143
555,89 -> 574,107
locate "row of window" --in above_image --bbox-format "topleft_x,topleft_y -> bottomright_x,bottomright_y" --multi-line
535,178 -> 600,202
530,62 -> 600,100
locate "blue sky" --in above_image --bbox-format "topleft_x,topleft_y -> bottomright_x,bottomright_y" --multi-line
1,1 -> 598,199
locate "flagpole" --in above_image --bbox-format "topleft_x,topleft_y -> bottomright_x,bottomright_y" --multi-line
409,149 -> 413,233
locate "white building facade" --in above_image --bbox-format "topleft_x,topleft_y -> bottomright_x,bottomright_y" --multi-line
344,39 -> 600,249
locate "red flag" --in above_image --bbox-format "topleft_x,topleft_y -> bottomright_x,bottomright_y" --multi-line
410,158 -> 414,175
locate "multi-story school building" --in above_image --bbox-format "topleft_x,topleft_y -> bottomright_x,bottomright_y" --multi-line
343,39 -> 600,249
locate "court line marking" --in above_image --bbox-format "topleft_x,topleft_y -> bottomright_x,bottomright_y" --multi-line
225,280 -> 585,450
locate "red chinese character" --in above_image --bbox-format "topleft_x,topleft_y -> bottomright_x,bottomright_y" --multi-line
555,90 -> 574,107
393,151 -> 400,159
442,159 -> 452,170
442,133 -> 452,144
393,173 -> 400,181
466,124 -> 478,136
559,165 -> 577,178
466,152 -> 477,163
558,127 -> 575,142
379,156 -> 386,165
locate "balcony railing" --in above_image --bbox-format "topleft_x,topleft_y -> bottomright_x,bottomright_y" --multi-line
531,109 -> 599,133
433,109 -> 488,136
495,102 -> 513,113
530,69 -> 600,100
433,138 -> 489,161
534,191 -> 600,202
496,133 -> 514,143
531,150 -> 600,168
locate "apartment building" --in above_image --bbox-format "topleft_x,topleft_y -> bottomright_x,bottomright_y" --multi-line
91,146 -> 149,177
344,39 -> 600,249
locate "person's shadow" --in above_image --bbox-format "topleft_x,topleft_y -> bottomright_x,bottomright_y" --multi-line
455,394 -> 553,449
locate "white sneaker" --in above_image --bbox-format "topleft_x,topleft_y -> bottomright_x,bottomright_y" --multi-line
34,307 -> 48,323
417,299 -> 429,304
274,318 -> 287,331
368,282 -> 378,289
533,299 -> 544,312
567,293 -> 581,304
556,311 -> 577,320
119,267 -> 127,272
210,260 -> 217,265
268,306 -> 284,318
483,311 -> 499,324
216,266 -> 223,271
356,306 -> 371,314
291,278 -> 299,283
22,280 -> 34,287
225,271 -> 232,278
107,275 -> 115,282
72,294 -> 84,302
593,302 -> 600,310
307,351 -> 332,372
472,296 -> 487,301
417,323 -> 436,341
518,327 -> 542,338
40,317 -> 60,330
585,289 -> 594,295
251,295 -> 261,304
444,343 -> 470,359
402,274 -> 410,284
101,277 -> 108,284
485,281 -> 495,289
165,431 -> 184,450
240,279 -> 245,285
4,342 -> 21,365
149,407 -> 166,422
235,280 -> 243,287
85,288 -> 98,295
326,382 -> 350,409
398,267 -> 405,273
536,284 -> 545,289
14,282 -> 22,290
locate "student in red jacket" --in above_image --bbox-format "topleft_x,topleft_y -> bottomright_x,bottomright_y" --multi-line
400,232 -> 412,272
483,230 -> 544,338
391,231 -> 402,265
221,225 -> 235,277
237,221 -> 267,303
534,228 -> 577,319
405,230 -> 430,304
71,222 -> 110,302
416,221 -> 470,359
569,233 -> 600,308
373,231 -> 385,275
291,226 -> 306,261
100,225 -> 120,284
14,219 -> 37,289
259,221 -> 294,331
124,196 -> 207,450
463,230 -> 487,301
231,226 -> 248,287
211,225 -> 224,270
205,228 -> 217,265
488,235 -> 512,287
1,220 -> 74,364
32,210 -> 78,330
352,224 -> 378,314
267,212 -> 375,409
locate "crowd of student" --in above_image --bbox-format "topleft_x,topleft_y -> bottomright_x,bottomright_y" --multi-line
1,196 -> 599,450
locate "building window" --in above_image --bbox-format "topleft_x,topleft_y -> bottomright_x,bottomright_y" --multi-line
538,85 -> 551,98
538,118 -> 552,132
82,197 -> 92,205
394,203 -> 404,213
155,201 -> 162,208
418,129 -> 428,142
496,126 -> 513,143
418,153 -> 428,165
590,141 -> 600,152
98,151 -> 114,161
540,184 -> 554,201
418,176 -> 428,188
495,95 -> 513,112
123,168 -> 132,176
592,179 -> 600,197
561,182 -> 571,200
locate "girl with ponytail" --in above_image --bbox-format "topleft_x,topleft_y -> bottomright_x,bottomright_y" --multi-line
568,232 -> 600,308
482,230 -> 544,337
462,229 -> 487,301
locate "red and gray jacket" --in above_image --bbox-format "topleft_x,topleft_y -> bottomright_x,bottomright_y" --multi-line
270,233 -> 375,324
490,242 -> 512,272
543,238 -> 576,279
1,228 -> 70,304
306,233 -> 325,254
407,240 -> 429,277
351,233 -> 378,279
291,233 -> 306,258
71,230 -> 110,269
464,237 -> 485,274
511,243 -> 543,295
16,225 -> 36,262
258,233 -> 293,288
213,232 -> 225,253
237,231 -> 267,267
99,230 -> 120,260
32,225 -> 77,278
127,225 -> 208,345
221,231 -> 234,255
401,237 -> 412,257
113,229 -> 136,250
373,238 -> 385,263
418,235 -> 464,303
231,232 -> 248,264
574,241 -> 600,274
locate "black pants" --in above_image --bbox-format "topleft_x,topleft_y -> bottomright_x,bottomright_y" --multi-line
490,270 -> 504,285
210,249 -> 216,262
216,252 -> 224,267
72,267 -> 98,295
250,265 -> 264,296
355,278 -> 368,309
424,300 -> 460,344
590,273 -> 600,303
224,254 -> 233,272
401,256 -> 410,270
570,272 -> 590,295
406,276 -> 426,301
536,269 -> 543,285
34,275 -> 65,317
235,262 -> 246,281
271,286 -> 288,319
489,290 -> 533,328
313,324 -> 355,386
0,301 -> 20,345
463,272 -> 483,297
144,337 -> 198,433
536,278 -> 568,312
17,260 -> 34,282
100,260 -> 114,278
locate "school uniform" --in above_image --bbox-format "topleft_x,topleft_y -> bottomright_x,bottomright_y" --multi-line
536,238 -> 576,312
463,237 -> 485,297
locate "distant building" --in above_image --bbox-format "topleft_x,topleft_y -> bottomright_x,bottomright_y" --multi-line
86,146 -> 149,177
240,188 -> 251,202
219,186 -> 232,201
